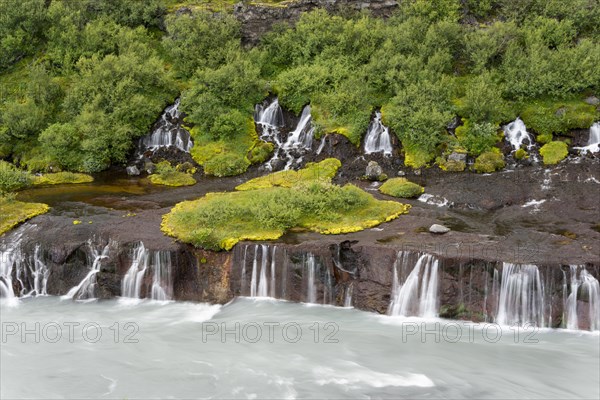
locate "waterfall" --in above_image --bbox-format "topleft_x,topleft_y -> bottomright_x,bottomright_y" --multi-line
121,242 -> 149,299
344,284 -> 353,308
388,253 -> 439,318
246,244 -> 277,298
150,251 -> 172,301
306,253 -> 317,304
504,118 -> 533,151
17,244 -> 49,297
140,99 -> 193,153
564,266 -> 600,331
284,105 -> 314,151
0,233 -> 24,300
63,243 -> 111,301
364,111 -> 392,156
255,98 -> 284,127
574,122 -> 600,154
495,263 -> 545,327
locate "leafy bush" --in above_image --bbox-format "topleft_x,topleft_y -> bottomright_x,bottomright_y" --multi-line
456,120 -> 501,156
379,178 -> 424,198
202,153 -> 251,178
0,161 -> 31,194
520,99 -> 598,141
473,151 -> 506,173
539,141 -> 568,165
149,161 -> 196,187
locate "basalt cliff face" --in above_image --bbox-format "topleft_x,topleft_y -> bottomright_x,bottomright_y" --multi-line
233,0 -> 399,44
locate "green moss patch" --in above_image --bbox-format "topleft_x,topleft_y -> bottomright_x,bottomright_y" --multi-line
236,158 -> 341,191
379,178 -> 424,198
473,151 -> 505,173
539,141 -> 569,165
0,197 -> 49,235
520,98 -> 599,142
32,172 -> 94,185
148,161 -> 196,186
162,182 -> 409,250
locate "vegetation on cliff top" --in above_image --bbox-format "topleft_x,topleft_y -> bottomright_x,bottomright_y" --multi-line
162,159 -> 409,250
1,0 -> 599,175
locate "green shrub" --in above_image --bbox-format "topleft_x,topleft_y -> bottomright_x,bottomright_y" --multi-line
473,151 -> 506,173
148,161 -> 196,187
248,142 -> 274,164
539,141 -> 568,165
456,120 -> 501,156
203,153 -> 251,178
379,178 -> 424,198
0,161 -> 31,194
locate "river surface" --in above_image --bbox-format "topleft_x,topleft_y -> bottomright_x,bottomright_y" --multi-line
1,297 -> 598,399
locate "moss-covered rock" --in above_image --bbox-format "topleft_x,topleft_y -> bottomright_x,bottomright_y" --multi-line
539,141 -> 568,165
32,172 -> 93,185
148,161 -> 196,186
379,178 -> 424,198
514,148 -> 528,160
248,141 -> 274,164
0,197 -> 49,235
473,151 -> 505,173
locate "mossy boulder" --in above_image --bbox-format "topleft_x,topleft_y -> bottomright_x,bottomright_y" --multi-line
539,141 -> 568,165
514,148 -> 528,160
379,178 -> 424,198
473,151 -> 505,173
148,161 -> 196,187
248,141 -> 274,164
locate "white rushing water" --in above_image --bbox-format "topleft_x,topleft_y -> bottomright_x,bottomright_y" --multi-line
254,99 -> 323,171
120,242 -> 173,301
574,122 -> 600,154
1,297 -> 598,399
364,111 -> 393,156
62,242 -> 111,301
284,105 -> 314,150
248,244 -> 278,298
495,263 -> 545,327
140,99 -> 193,153
306,253 -> 317,304
564,265 -> 600,331
0,231 -> 24,301
504,118 -> 533,152
389,253 -> 439,318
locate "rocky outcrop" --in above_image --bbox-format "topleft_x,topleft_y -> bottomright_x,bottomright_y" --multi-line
234,0 -> 399,45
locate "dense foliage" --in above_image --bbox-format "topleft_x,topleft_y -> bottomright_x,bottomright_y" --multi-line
1,0 -> 599,173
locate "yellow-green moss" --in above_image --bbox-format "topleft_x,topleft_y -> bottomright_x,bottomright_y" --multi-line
236,158 -> 341,191
539,141 -> 569,165
379,178 -> 424,198
162,182 -> 409,251
0,197 -> 49,235
403,147 -> 434,169
520,97 -> 599,143
32,172 -> 94,185
148,161 -> 196,186
248,141 -> 275,164
514,148 -> 528,160
189,118 -> 256,177
473,150 -> 505,173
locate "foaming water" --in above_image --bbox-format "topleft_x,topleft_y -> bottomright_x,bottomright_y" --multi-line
1,297 -> 598,399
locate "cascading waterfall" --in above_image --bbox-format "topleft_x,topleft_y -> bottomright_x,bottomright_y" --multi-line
17,245 -> 49,297
255,98 -> 284,128
140,99 -> 193,153
574,122 -> 600,154
388,253 -> 439,318
564,266 -> 600,331
504,118 -> 533,152
0,233 -> 24,300
150,251 -> 172,301
495,263 -> 545,327
364,111 -> 393,156
284,105 -> 314,150
344,284 -> 353,308
247,244 -> 278,298
121,242 -> 149,299
306,253 -> 317,304
63,242 -> 111,301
